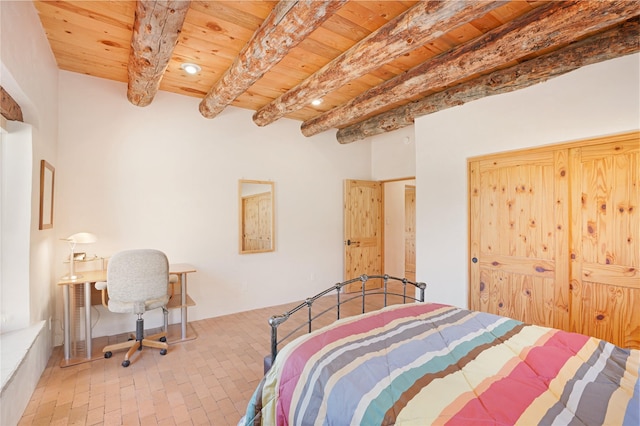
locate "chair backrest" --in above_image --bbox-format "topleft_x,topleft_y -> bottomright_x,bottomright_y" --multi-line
106,249 -> 169,304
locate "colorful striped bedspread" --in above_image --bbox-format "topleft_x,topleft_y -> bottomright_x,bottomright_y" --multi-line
241,303 -> 640,425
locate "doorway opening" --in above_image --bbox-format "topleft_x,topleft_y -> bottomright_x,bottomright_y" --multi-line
342,178 -> 416,293
383,179 -> 415,281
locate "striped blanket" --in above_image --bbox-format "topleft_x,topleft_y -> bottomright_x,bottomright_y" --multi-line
241,303 -> 640,425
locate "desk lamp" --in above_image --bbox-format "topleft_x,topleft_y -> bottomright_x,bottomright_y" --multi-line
62,232 -> 97,280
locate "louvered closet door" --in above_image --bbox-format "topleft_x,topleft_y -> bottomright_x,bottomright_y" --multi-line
469,150 -> 570,330
570,137 -> 640,348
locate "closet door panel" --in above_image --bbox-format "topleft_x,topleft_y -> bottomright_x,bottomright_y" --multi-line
469,150 -> 569,329
570,138 -> 640,348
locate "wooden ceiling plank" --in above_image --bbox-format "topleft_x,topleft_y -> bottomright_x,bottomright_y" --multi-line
159,82 -> 208,98
232,91 -> 274,110
337,18 -> 640,144
252,71 -> 364,110
302,1 -> 639,137
251,66 -> 378,109
261,63 -> 318,84
336,1 -> 414,33
127,0 -> 191,107
34,0 -> 635,136
238,84 -> 287,101
34,1 -> 135,30
294,36 -> 344,62
181,7 -> 259,45
305,26 -> 360,54
42,29 -> 130,55
187,1 -> 274,32
34,5 -> 133,39
46,37 -> 130,81
198,0 -> 348,119
36,11 -> 132,45
358,1 -> 419,22
348,73 -> 387,90
52,50 -> 128,72
273,45 -> 333,73
469,10 -> 504,33
321,12 -> 372,42
173,31 -> 246,63
253,1 -> 504,127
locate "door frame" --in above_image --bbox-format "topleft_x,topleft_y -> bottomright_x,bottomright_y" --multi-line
343,176 -> 416,288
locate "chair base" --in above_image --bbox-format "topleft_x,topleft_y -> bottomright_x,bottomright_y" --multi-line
103,331 -> 168,367
102,309 -> 169,366
103,309 -> 169,367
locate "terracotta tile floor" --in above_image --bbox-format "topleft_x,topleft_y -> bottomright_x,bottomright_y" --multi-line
18,287 -> 411,425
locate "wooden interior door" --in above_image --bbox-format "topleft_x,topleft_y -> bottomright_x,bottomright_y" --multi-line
404,185 -> 416,282
569,136 -> 640,348
469,149 -> 570,330
344,179 -> 383,293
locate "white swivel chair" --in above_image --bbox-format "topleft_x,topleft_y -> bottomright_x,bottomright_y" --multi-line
95,249 -> 175,367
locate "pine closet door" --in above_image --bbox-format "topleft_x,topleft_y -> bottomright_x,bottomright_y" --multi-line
569,136 -> 639,348
469,149 -> 570,331
469,131 -> 639,349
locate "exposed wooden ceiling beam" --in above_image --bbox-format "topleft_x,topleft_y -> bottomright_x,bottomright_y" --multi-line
127,0 -> 190,107
252,1 -> 504,127
1,86 -> 23,122
199,0 -> 348,119
301,1 -> 640,137
337,19 -> 640,144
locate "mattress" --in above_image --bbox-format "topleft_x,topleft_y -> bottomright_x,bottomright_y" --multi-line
241,303 -> 640,425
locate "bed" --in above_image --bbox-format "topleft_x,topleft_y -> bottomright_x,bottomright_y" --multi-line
241,277 -> 640,425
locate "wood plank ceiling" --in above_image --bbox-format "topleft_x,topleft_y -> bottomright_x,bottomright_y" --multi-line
33,1 -> 639,144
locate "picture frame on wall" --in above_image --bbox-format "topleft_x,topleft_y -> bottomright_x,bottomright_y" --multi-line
39,160 -> 55,230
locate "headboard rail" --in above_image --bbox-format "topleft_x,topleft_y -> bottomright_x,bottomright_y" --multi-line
266,274 -> 426,372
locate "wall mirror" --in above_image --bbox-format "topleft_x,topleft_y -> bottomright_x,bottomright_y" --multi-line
39,160 -> 55,230
239,179 -> 275,254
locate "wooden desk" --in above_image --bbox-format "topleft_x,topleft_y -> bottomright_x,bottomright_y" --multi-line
167,263 -> 197,341
57,264 -> 196,367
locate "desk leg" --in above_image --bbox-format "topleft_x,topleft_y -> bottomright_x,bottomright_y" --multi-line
181,273 -> 187,340
63,285 -> 70,360
84,281 -> 92,359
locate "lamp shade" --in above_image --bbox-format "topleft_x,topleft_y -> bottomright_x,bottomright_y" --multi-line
66,232 -> 97,244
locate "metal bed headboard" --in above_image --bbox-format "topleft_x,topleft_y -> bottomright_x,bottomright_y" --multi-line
266,274 -> 426,372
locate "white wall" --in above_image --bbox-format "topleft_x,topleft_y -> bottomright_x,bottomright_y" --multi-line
0,2 -> 59,424
1,0 -> 59,332
1,122 -> 32,331
372,125 -> 417,279
56,71 -> 372,338
414,53 -> 640,308
371,126 -> 416,180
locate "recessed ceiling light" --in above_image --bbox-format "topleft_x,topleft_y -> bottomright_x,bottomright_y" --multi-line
181,63 -> 201,75
311,98 -> 323,106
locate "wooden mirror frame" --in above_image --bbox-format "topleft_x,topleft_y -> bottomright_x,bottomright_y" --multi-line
239,179 -> 275,254
39,160 -> 55,230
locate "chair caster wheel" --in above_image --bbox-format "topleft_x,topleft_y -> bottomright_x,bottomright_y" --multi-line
104,351 -> 112,359
122,360 -> 130,367
160,336 -> 167,342
160,349 -> 167,355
